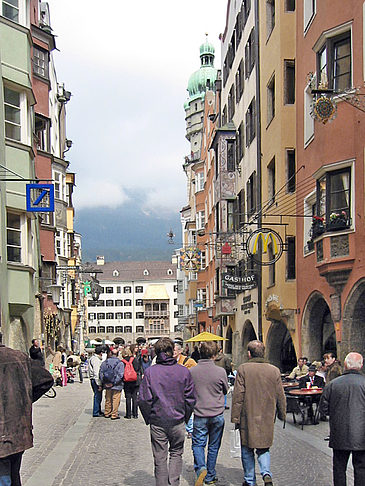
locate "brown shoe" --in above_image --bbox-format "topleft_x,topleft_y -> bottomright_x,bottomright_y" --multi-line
263,474 -> 273,486
195,468 -> 207,486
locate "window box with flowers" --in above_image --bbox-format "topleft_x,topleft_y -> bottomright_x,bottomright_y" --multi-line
326,211 -> 349,231
310,216 -> 325,239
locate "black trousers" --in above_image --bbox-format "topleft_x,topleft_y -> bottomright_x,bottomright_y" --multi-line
0,452 -> 23,486
124,382 -> 139,417
333,449 -> 365,486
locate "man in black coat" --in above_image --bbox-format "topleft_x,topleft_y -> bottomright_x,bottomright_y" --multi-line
319,352 -> 365,486
29,338 -> 45,366
298,364 -> 325,389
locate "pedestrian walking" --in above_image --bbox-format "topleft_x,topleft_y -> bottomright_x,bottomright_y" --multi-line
99,347 -> 125,420
214,347 -> 232,410
323,352 -> 342,383
121,348 -> 141,419
48,345 -> 63,386
0,331 -> 53,485
319,352 -> 365,486
29,338 -> 44,366
189,341 -> 228,486
88,345 -> 104,417
231,340 -> 286,486
140,348 -> 152,375
138,337 -> 196,486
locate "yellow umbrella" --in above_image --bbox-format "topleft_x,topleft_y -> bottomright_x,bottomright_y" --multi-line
185,331 -> 227,342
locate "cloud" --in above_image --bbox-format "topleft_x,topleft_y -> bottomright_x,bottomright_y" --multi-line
75,180 -> 129,209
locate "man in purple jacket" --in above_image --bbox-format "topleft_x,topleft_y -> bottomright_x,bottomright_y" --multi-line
138,337 -> 196,486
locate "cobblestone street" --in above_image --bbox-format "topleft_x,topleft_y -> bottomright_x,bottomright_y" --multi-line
21,379 -> 353,486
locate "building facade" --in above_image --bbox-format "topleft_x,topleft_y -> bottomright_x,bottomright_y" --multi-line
86,259 -> 179,344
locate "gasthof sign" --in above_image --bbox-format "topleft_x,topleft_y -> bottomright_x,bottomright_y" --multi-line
222,273 -> 257,291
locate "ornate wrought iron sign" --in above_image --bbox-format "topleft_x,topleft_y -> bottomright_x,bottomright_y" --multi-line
246,228 -> 283,266
180,247 -> 201,271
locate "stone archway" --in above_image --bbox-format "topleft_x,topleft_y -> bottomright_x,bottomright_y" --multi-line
225,326 -> 233,355
342,279 -> 365,359
266,320 -> 296,372
241,320 -> 257,363
302,292 -> 336,361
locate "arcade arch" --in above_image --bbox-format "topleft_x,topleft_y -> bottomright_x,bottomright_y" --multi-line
241,320 -> 257,363
266,320 -> 296,371
342,279 -> 365,358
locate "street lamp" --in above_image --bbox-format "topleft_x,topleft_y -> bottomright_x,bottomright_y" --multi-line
48,284 -> 63,305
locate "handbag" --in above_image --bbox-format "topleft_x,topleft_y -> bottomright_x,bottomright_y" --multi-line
230,428 -> 241,458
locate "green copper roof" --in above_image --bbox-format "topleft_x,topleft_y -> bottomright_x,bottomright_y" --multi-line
185,37 -> 217,109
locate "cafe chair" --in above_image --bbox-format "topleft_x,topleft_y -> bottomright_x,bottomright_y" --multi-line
283,396 -> 306,430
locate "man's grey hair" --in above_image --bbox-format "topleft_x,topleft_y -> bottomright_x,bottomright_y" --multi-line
344,352 -> 363,371
174,342 -> 183,350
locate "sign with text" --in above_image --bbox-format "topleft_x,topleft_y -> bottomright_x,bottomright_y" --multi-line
222,273 -> 257,291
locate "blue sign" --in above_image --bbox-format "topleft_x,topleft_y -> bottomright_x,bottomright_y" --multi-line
26,184 -> 54,212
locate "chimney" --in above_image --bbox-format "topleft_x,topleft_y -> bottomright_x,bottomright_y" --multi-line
96,256 -> 105,266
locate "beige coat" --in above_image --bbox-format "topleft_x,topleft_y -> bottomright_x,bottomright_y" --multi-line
231,358 -> 286,449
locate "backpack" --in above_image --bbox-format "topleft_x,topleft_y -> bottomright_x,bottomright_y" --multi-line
102,359 -> 119,387
122,357 -> 137,382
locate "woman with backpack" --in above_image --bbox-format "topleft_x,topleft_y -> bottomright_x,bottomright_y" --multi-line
121,347 -> 141,419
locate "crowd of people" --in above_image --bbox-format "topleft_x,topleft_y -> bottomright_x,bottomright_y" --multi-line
1,332 -> 364,486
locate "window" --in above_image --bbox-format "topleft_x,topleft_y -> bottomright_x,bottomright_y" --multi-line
106,300 -> 113,307
124,299 -> 132,306
285,0 -> 295,11
106,326 -> 114,333
201,251 -> 206,270
268,158 -> 276,205
227,201 -> 235,231
195,172 -> 204,192
235,60 -> 244,101
113,270 -> 119,277
227,140 -> 235,171
124,312 -> 132,319
245,29 -> 255,78
196,211 -> 205,231
174,311 -> 179,318
106,313 -> 114,319
284,60 -> 295,104
124,326 -> 132,333
237,188 -> 246,227
247,172 -> 257,216
89,326 -> 96,333
245,98 -> 256,146
304,0 -> 316,32
286,237 -> 296,279
115,313 -> 123,319
136,312 -> 144,319
115,299 -> 123,306
33,47 -> 49,78
317,168 -> 351,225
266,0 -> 275,38
2,0 -> 19,22
267,75 -> 275,124
222,105 -> 227,126
53,171 -> 66,201
116,286 -> 121,293
317,32 -> 351,92
105,287 -> 113,293
6,212 -> 21,262
88,313 -> 96,320
136,299 -> 143,306
228,85 -> 235,121
143,269 -> 149,276
35,114 -> 50,151
97,326 -> 105,333
97,313 -> 105,319
136,326 -> 144,333
236,123 -> 244,163
4,87 -> 21,141
135,286 -> 143,293
115,326 -> 123,332
124,286 -> 131,293
286,149 -> 296,193
97,300 -> 105,306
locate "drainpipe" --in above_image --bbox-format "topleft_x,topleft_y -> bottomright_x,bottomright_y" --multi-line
254,0 -> 263,341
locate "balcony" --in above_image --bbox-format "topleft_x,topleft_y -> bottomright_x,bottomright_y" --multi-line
144,310 -> 169,318
145,328 -> 170,336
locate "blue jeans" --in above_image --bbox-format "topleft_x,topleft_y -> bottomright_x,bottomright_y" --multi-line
241,446 -> 271,485
90,379 -> 102,416
0,452 -> 23,486
192,414 -> 225,482
186,415 -> 193,434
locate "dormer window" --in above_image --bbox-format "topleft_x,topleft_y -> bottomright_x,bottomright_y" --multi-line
113,270 -> 119,277
167,269 -> 173,275
144,269 -> 149,276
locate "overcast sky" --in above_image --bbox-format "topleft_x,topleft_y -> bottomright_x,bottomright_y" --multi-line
46,0 -> 227,215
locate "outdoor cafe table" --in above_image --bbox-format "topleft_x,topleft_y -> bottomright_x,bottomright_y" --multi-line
288,388 -> 323,424
282,382 -> 299,389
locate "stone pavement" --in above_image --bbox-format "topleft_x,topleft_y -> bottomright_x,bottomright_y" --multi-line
21,379 -> 354,486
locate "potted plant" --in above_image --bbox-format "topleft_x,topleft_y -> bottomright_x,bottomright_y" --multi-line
311,216 -> 325,239
327,211 -> 349,231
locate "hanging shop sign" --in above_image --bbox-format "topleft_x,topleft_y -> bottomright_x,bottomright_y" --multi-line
26,184 -> 54,212
241,295 -> 255,314
180,247 -> 201,271
246,228 -> 283,266
222,273 -> 257,291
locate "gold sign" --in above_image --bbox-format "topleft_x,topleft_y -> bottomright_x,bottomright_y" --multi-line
246,229 -> 283,266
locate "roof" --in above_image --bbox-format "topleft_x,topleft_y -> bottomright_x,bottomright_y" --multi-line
143,285 -> 170,300
89,261 -> 177,283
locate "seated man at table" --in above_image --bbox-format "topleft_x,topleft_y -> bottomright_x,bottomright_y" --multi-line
288,358 -> 309,380
299,365 -> 325,389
